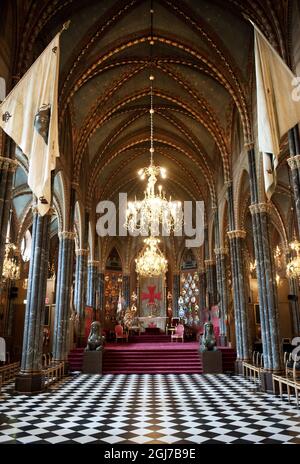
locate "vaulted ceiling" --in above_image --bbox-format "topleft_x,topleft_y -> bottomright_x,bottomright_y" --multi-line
5,0 -> 291,215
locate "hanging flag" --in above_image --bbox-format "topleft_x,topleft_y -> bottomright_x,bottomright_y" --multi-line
0,33 -> 60,215
253,22 -> 300,199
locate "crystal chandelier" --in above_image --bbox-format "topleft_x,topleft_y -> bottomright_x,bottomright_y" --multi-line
286,239 -> 300,279
135,237 -> 168,276
125,74 -> 182,236
2,243 -> 20,281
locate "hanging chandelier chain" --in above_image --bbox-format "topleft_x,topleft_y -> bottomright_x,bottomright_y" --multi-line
124,0 -> 183,237
150,80 -> 154,165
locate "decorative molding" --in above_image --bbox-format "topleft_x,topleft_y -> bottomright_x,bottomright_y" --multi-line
249,203 -> 270,215
227,229 -> 246,239
75,248 -> 89,256
224,180 -> 232,188
204,259 -> 216,266
0,156 -> 18,171
88,260 -> 100,266
287,155 -> 300,170
214,246 -> 228,256
198,267 -> 205,274
59,231 -> 76,240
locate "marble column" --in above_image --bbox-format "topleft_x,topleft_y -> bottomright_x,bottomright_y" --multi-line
172,273 -> 180,317
86,260 -> 99,309
198,267 -> 206,323
204,259 -> 218,308
123,275 -> 130,309
0,155 -> 17,276
15,207 -> 52,393
289,281 -> 300,336
214,247 -> 228,345
98,271 -> 105,312
288,126 -> 300,234
74,249 -> 88,313
74,248 -> 88,345
227,230 -> 251,363
249,203 -> 282,372
52,231 -> 75,363
248,147 -> 282,389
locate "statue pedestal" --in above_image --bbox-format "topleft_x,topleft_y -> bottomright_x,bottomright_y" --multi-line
82,349 -> 103,374
199,350 -> 222,374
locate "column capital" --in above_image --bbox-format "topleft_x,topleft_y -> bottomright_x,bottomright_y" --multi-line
225,180 -> 232,188
75,248 -> 89,256
287,155 -> 300,170
204,259 -> 216,267
227,229 -> 246,239
31,205 -> 55,216
88,260 -> 100,267
0,156 -> 18,172
214,246 -> 229,256
59,231 -> 76,240
71,181 -> 79,189
249,202 -> 270,215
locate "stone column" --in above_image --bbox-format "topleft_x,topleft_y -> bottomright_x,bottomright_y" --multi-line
52,231 -> 75,363
74,248 -> 88,346
198,267 -> 206,323
214,247 -> 229,345
123,274 -> 130,308
0,155 -> 17,276
98,271 -> 105,311
15,207 -> 52,393
204,259 -> 218,307
248,147 -> 282,390
288,126 -> 300,233
86,260 -> 99,309
249,203 -> 281,372
227,230 -> 251,366
288,281 -> 300,336
172,272 -> 180,317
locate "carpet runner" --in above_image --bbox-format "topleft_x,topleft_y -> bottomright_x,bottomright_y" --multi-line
68,336 -> 236,374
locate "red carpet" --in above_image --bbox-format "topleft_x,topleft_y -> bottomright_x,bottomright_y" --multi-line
68,337 -> 236,374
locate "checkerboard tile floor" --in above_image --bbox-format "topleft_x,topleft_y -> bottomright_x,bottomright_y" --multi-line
0,373 -> 300,444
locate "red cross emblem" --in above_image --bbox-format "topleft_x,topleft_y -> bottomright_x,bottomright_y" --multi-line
141,286 -> 162,304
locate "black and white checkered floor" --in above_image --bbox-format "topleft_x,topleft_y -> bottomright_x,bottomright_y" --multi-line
0,373 -> 300,444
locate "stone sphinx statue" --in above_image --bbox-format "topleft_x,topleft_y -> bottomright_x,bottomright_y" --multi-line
85,321 -> 104,351
200,321 -> 217,352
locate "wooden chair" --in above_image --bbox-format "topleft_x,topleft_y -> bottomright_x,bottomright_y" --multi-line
115,324 -> 128,342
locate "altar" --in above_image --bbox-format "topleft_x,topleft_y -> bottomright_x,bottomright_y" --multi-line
138,276 -> 166,331
137,316 -> 168,332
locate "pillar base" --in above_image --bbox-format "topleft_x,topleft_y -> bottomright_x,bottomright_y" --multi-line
15,372 -> 45,394
260,371 -> 275,393
235,359 -> 243,375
